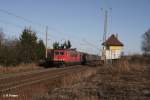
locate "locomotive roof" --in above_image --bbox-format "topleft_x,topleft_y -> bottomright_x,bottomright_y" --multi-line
48,49 -> 77,51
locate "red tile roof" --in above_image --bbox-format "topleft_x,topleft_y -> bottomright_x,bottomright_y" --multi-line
102,34 -> 124,46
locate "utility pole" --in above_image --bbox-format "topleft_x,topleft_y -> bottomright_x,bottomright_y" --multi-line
103,10 -> 108,43
45,26 -> 48,59
102,9 -> 108,63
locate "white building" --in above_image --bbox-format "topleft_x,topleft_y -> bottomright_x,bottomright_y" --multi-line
102,34 -> 124,60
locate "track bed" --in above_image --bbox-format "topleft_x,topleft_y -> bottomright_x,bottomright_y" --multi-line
0,65 -> 93,99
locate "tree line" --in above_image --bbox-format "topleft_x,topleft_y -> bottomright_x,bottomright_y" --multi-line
0,26 -> 150,66
0,28 -> 45,66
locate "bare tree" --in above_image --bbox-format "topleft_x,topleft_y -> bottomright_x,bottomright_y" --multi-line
0,28 -> 4,46
142,29 -> 150,55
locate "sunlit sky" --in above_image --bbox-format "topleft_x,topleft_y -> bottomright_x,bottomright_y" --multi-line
0,0 -> 150,55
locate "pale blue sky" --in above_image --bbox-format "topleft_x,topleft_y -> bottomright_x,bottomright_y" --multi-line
0,0 -> 150,55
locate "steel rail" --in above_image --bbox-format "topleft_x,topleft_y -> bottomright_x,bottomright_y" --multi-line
0,65 -> 86,92
0,66 -> 79,86
0,66 -> 82,89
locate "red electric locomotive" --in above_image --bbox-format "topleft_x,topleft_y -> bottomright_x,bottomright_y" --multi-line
46,49 -> 86,65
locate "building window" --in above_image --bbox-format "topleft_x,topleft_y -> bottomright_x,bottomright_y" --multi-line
106,46 -> 109,50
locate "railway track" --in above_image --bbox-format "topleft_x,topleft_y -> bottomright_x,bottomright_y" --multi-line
0,68 -> 62,90
0,65 -> 88,99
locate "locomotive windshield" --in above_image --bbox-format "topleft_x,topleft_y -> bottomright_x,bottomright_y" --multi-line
60,52 -> 64,55
54,51 -> 64,56
55,52 -> 59,55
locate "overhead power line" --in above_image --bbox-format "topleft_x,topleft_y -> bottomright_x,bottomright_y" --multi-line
0,8 -> 100,54
0,19 -> 23,29
0,8 -> 72,40
82,39 -> 100,50
0,19 -> 43,37
0,8 -> 81,41
0,8 -> 45,28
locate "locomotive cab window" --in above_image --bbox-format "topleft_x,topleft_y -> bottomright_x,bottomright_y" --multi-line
54,52 -> 59,55
54,51 -> 64,55
47,52 -> 51,56
60,52 -> 64,55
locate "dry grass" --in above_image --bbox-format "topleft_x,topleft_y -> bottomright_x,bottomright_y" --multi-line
0,63 -> 42,74
61,67 -> 97,88
29,66 -> 99,100
1,60 -> 149,100
41,60 -> 150,100
106,58 -> 148,75
0,66 -> 99,100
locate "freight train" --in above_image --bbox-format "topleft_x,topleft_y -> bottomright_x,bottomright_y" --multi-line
46,49 -> 99,66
